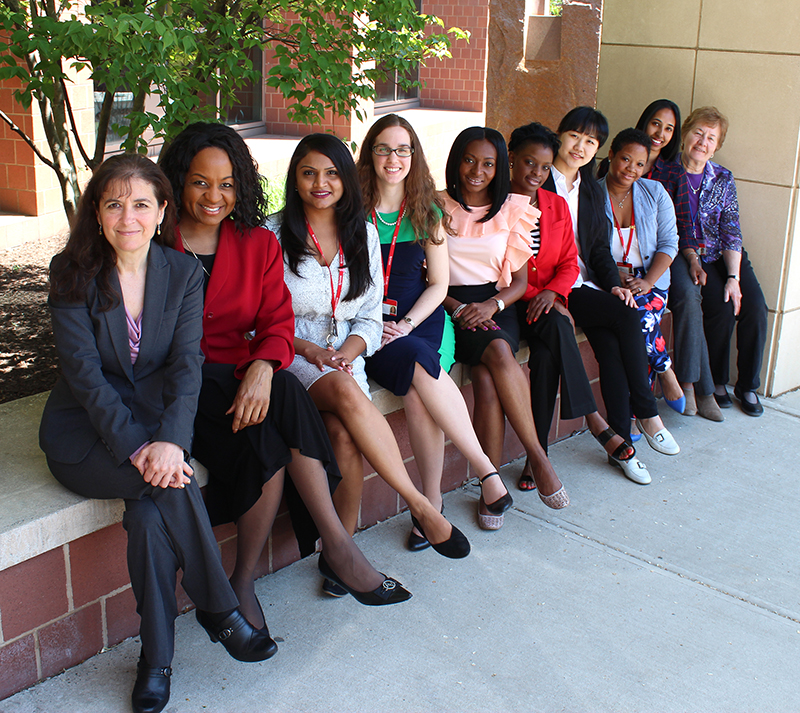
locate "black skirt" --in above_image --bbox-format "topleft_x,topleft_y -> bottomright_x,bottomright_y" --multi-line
193,364 -> 341,557
448,283 -> 520,366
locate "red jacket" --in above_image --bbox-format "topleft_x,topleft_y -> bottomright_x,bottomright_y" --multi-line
175,219 -> 294,378
522,188 -> 580,302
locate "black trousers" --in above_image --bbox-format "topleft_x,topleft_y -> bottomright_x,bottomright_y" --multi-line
701,250 -> 768,391
517,301 -> 597,452
47,441 -> 238,668
568,285 -> 658,440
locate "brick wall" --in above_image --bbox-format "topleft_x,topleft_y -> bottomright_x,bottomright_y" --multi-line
420,0 -> 489,112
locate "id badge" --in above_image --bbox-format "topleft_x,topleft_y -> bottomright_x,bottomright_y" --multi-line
617,261 -> 634,275
382,298 -> 398,316
697,245 -> 707,256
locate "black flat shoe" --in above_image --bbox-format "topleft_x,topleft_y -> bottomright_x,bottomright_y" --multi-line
406,529 -> 431,551
195,608 -> 278,662
734,386 -> 763,417
410,514 -> 470,559
714,389 -> 733,408
131,653 -> 171,713
318,554 -> 411,605
322,577 -> 349,597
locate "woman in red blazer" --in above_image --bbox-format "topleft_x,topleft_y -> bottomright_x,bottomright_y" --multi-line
160,123 -> 410,624
506,122 -> 650,486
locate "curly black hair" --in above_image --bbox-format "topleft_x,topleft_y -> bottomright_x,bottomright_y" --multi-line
158,122 -> 267,231
508,121 -> 560,156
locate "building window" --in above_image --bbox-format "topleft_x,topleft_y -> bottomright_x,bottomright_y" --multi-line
223,46 -> 263,126
374,0 -> 421,112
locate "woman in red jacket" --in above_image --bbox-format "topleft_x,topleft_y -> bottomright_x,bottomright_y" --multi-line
508,122 -> 650,486
159,123 -> 410,625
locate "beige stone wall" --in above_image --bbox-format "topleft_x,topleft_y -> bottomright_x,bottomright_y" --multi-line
597,0 -> 800,396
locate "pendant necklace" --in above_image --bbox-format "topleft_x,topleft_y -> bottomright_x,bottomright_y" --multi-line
182,237 -> 211,278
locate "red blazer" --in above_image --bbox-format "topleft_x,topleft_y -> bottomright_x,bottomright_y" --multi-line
522,188 -> 580,302
175,219 -> 294,378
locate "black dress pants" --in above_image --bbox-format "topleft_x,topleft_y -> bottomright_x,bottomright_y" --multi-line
701,250 -> 768,391
568,285 -> 658,440
517,301 -> 597,452
47,441 -> 238,668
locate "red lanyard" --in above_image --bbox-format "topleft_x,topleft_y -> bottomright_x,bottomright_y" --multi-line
370,197 -> 407,298
611,200 -> 636,264
306,219 -> 345,320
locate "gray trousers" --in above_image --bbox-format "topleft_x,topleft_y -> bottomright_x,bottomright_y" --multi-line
47,440 -> 238,668
667,253 -> 715,395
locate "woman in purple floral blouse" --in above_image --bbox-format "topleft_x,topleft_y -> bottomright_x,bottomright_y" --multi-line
668,106 -> 767,417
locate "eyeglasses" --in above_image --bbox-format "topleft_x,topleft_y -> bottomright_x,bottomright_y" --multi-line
372,145 -> 414,157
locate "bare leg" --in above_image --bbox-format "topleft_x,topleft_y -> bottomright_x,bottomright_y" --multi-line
285,448 -> 382,592
308,371 -> 454,545
585,411 -> 633,458
410,365 -> 502,501
658,367 -> 683,401
403,385 -> 444,540
470,364 -> 506,468
321,412 -> 363,536
480,340 -> 562,496
230,471 -> 285,628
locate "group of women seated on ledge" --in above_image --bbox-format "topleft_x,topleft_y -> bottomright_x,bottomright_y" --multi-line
39,101 -> 765,713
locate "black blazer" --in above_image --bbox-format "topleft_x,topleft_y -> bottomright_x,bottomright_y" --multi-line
541,172 -> 620,292
40,243 -> 205,466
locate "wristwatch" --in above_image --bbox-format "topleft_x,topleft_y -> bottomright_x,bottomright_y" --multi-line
403,316 -> 417,329
493,297 -> 505,313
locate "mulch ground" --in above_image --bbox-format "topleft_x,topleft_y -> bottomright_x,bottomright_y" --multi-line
0,233 -> 67,404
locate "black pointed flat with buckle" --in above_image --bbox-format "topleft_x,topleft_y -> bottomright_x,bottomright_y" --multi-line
131,652 -> 171,713
195,608 -> 278,662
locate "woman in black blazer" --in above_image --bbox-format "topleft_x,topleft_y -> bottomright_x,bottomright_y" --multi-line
39,155 -> 275,713
540,107 -> 679,485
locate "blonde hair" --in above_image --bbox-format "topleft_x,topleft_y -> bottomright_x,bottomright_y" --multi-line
682,106 -> 729,150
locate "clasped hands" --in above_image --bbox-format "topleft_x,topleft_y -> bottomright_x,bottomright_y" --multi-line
131,441 -> 192,489
454,300 -> 500,332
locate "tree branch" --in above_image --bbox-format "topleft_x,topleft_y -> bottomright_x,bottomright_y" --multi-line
60,77 -> 93,169
0,108 -> 57,170
92,90 -> 114,166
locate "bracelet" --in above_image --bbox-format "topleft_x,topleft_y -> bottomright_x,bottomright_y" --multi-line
403,316 -> 416,329
686,251 -> 700,262
452,303 -> 467,319
727,275 -> 740,281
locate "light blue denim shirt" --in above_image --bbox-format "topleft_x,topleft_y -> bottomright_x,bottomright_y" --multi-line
599,176 -> 679,291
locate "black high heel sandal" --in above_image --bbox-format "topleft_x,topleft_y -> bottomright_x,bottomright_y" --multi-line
593,427 -> 635,461
318,554 -> 412,605
478,472 -> 513,530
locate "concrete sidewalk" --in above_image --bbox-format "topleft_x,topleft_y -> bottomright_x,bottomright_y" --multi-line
3,395 -> 800,713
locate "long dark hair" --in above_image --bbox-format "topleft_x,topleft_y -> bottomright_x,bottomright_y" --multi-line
445,126 -> 510,223
635,99 -> 682,163
556,107 -> 609,241
50,154 -> 175,308
282,134 -> 371,301
158,122 -> 267,232
357,113 -> 448,245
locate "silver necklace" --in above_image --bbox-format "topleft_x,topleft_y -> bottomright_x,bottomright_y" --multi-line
610,188 -> 631,210
182,237 -> 211,278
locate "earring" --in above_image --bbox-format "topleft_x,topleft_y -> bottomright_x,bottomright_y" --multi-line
98,223 -> 103,236
156,222 -> 161,237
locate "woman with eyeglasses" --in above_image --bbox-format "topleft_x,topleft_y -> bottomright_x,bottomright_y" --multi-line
358,115 -> 507,535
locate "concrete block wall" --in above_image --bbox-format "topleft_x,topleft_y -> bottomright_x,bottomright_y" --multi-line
597,0 -> 800,395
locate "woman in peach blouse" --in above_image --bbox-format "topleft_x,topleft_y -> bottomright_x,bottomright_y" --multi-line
441,127 -> 568,509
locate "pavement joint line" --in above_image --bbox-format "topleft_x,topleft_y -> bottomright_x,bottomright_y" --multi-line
461,486 -> 800,627
461,478 -> 800,624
